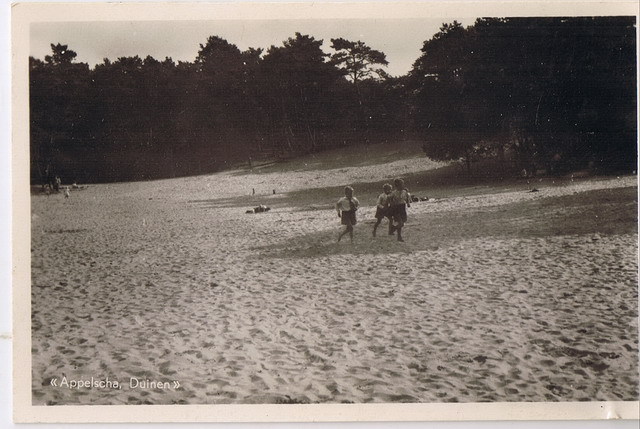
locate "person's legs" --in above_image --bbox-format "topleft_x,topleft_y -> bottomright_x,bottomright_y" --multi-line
373,218 -> 381,237
338,227 -> 348,242
339,223 -> 354,242
396,219 -> 404,242
339,210 -> 356,242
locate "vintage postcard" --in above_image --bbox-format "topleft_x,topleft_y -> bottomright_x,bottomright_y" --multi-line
12,0 -> 639,424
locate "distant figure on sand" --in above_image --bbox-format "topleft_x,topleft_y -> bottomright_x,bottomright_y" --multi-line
64,186 -> 70,199
389,178 -> 411,242
336,186 -> 359,243
373,183 -> 393,237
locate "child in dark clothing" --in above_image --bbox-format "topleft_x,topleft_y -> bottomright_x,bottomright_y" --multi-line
373,183 -> 393,237
388,178 -> 411,242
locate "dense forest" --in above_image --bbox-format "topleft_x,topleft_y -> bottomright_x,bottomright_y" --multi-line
30,17 -> 637,184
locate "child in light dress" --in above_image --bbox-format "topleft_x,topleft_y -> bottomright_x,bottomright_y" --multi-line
336,186 -> 359,243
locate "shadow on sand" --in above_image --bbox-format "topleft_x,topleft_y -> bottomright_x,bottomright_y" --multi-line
247,186 -> 638,260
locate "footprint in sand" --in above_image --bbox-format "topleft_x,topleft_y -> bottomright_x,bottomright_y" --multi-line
159,361 -> 177,375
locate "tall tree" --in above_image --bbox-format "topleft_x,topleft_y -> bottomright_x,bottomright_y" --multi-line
411,17 -> 637,175
329,38 -> 393,143
260,33 -> 342,153
195,36 -> 262,131
30,44 -> 92,184
329,38 -> 389,83
44,43 -> 78,65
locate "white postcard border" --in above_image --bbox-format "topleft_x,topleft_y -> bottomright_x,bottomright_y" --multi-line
12,1 -> 640,423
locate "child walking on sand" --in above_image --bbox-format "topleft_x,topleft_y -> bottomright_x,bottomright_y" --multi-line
373,183 -> 393,237
389,178 -> 411,242
336,186 -> 359,242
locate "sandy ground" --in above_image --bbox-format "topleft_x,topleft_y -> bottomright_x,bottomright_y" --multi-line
30,157 -> 638,405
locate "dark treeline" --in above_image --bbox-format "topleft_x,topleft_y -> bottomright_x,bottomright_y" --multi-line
410,17 -> 637,176
30,17 -> 636,184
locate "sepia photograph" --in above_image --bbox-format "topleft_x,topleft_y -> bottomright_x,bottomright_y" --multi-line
11,0 -> 639,424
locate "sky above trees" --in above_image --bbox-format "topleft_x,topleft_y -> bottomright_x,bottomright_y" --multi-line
29,18 -> 474,77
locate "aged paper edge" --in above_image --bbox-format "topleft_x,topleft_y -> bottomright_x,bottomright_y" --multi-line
12,0 -> 640,423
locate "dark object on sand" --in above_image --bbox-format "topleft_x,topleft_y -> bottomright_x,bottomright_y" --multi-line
529,188 -> 540,193
411,195 -> 429,202
246,204 -> 271,214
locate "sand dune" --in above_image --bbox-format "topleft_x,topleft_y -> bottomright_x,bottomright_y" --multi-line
30,158 -> 638,405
